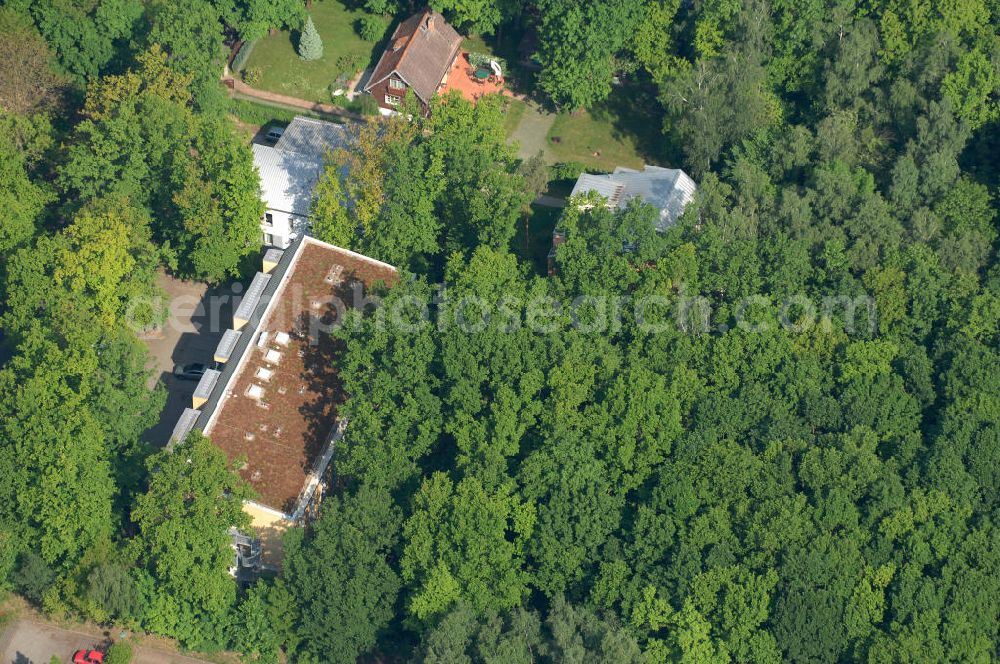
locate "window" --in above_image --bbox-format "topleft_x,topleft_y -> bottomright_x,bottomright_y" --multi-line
263,233 -> 275,245
263,212 -> 273,227
385,94 -> 402,106
389,77 -> 406,90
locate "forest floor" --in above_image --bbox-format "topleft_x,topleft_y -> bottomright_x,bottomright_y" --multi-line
514,204 -> 562,275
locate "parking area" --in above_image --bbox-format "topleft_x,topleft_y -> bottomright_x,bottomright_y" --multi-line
141,271 -> 238,446
0,620 -> 208,664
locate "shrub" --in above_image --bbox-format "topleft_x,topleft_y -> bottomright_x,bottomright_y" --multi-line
551,161 -> 586,180
297,16 -> 323,61
105,641 -> 133,664
11,551 -> 54,604
356,14 -> 388,42
354,94 -> 379,116
231,40 -> 256,73
336,53 -> 363,78
243,67 -> 262,86
85,560 -> 145,625
468,52 -> 506,71
227,99 -> 301,125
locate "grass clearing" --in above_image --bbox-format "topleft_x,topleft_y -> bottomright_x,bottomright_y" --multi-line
502,97 -> 527,136
545,86 -> 670,171
243,0 -> 388,104
462,35 -> 496,57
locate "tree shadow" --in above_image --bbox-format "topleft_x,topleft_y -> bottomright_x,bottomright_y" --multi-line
586,82 -> 681,167
295,270 -> 367,501
140,280 -> 235,447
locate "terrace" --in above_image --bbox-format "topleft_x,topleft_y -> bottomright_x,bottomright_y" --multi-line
439,51 -> 511,103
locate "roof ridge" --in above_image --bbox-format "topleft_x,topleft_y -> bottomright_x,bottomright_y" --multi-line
393,8 -> 430,76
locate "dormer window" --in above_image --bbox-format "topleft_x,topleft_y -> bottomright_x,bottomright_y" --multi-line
389,77 -> 406,90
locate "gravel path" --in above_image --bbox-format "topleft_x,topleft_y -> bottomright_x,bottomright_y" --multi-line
509,101 -> 556,161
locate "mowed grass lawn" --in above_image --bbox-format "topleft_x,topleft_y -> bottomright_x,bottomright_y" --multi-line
243,0 -> 388,103
502,97 -> 527,135
544,86 -> 669,171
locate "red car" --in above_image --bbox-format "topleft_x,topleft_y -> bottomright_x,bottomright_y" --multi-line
72,650 -> 104,664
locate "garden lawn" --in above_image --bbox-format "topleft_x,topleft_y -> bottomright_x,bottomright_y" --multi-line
502,97 -> 527,136
545,87 -> 669,171
243,0 -> 388,104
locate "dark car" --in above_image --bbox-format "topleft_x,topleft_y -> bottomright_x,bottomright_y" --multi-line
265,126 -> 284,143
73,650 -> 104,664
173,362 -> 207,380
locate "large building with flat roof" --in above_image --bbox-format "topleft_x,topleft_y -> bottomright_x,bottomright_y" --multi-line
169,235 -> 396,569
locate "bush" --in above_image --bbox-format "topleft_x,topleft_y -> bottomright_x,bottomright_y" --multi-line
551,161 -> 586,180
105,642 -> 133,664
356,14 -> 388,42
468,52 -> 506,71
336,53 -> 363,78
231,40 -> 256,73
243,67 -> 262,86
85,560 -> 145,625
354,94 -> 379,117
11,551 -> 54,604
0,530 -> 17,592
227,99 -> 301,125
297,16 -> 323,61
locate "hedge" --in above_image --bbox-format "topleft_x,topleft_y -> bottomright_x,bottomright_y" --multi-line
231,40 -> 257,73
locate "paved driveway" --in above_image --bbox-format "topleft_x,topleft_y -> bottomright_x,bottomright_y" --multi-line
141,271 -> 238,446
0,620 -> 207,664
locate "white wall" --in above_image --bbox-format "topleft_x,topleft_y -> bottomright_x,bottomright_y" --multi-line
261,210 -> 307,249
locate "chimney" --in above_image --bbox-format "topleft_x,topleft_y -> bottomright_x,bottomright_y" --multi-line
424,14 -> 434,31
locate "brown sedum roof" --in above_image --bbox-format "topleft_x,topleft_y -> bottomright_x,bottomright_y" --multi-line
364,9 -> 462,104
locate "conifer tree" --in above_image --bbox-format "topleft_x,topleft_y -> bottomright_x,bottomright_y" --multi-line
297,15 -> 323,61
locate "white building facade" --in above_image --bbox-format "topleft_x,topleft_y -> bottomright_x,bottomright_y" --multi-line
252,117 -> 351,249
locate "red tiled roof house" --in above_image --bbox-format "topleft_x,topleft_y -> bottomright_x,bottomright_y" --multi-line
362,9 -> 462,116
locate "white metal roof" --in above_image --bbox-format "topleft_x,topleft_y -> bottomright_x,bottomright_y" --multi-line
253,143 -> 324,217
169,407 -> 201,449
275,117 -> 350,157
253,117 -> 351,217
570,165 -> 697,232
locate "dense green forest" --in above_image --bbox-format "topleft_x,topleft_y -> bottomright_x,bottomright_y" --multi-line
1,0 -> 1000,662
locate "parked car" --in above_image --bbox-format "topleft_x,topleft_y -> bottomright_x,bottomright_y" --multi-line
73,650 -> 104,664
265,126 -> 284,142
173,362 -> 207,380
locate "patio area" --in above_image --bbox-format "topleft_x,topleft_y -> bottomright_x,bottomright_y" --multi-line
440,51 -> 513,103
